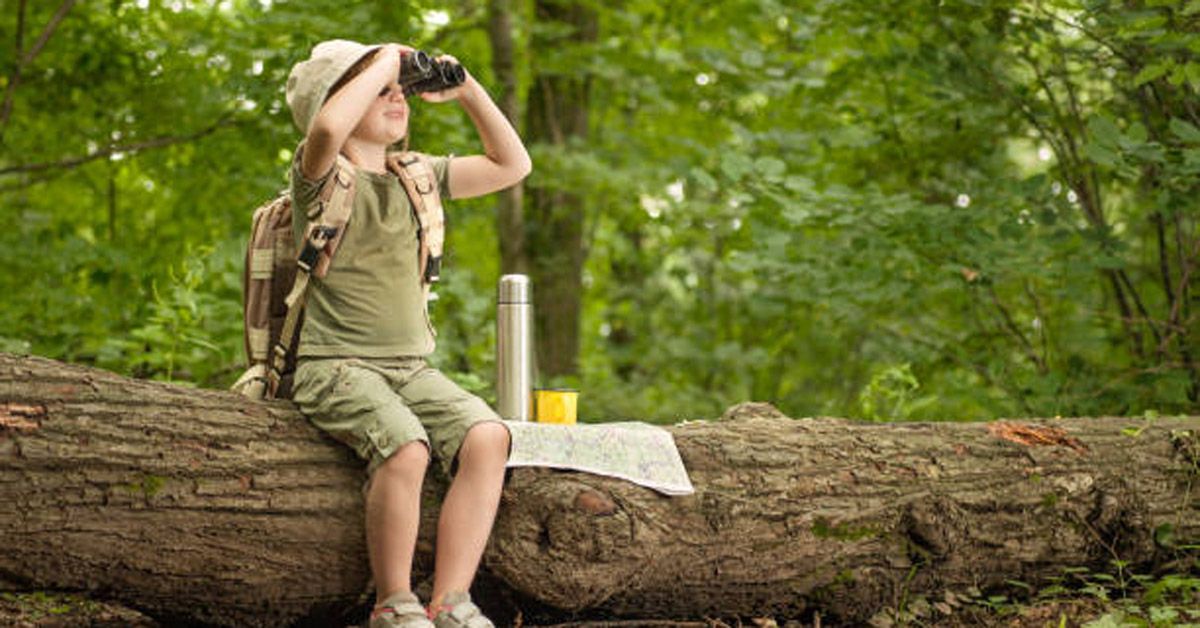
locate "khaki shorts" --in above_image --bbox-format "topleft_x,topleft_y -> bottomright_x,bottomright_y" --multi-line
292,357 -> 503,476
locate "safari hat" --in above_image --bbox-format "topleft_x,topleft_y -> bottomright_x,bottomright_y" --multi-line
286,39 -> 382,133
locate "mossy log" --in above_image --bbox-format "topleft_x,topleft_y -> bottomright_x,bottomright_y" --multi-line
1,353 -> 1198,626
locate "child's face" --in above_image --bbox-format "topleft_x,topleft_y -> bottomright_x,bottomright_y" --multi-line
350,81 -> 409,144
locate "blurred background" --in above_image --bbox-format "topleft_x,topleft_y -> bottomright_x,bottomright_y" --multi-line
1,0 -> 1197,423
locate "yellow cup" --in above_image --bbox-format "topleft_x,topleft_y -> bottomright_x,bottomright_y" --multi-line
533,388 -> 578,424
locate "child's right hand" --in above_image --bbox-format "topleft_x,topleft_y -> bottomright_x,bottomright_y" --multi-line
381,43 -> 416,74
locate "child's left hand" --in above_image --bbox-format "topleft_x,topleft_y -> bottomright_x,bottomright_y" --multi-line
418,55 -> 475,103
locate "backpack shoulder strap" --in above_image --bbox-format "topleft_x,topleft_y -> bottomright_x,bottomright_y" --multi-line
307,153 -> 358,278
267,154 -> 358,396
387,151 -> 445,285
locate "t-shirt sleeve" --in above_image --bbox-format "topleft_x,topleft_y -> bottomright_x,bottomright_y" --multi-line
289,143 -> 335,240
430,154 -> 453,201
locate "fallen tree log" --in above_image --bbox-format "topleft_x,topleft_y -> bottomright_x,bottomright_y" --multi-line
1,353 -> 1198,626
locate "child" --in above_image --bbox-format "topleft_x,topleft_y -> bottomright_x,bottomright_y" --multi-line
284,39 -> 531,628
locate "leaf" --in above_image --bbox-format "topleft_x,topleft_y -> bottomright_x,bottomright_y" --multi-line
1082,613 -> 1125,628
781,205 -> 811,226
1083,142 -> 1121,167
1176,117 -> 1200,142
755,156 -> 787,181
1169,64 -> 1188,86
740,50 -> 764,68
783,175 -> 813,193
1188,62 -> 1200,90
1125,121 -> 1149,143
689,167 -> 718,192
720,152 -> 753,181
1153,523 -> 1176,548
1087,115 -> 1123,147
1133,61 -> 1170,86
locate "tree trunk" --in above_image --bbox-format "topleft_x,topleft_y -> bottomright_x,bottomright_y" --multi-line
524,0 -> 597,378
2,353 -> 1198,627
487,0 -> 528,277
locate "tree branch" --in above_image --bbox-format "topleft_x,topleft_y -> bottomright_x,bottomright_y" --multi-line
1158,237 -> 1200,354
1153,212 -> 1175,349
1024,279 -> 1051,369
14,0 -> 26,63
1,0 -> 29,141
1115,268 -> 1163,347
0,113 -> 242,177
1029,5 -> 1138,68
986,284 -> 1047,374
937,15 -> 1153,363
1105,270 -> 1144,359
0,167 -> 67,193
17,0 -> 75,66
0,0 -> 77,136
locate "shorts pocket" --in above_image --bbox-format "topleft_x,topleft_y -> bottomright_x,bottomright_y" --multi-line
291,360 -> 346,413
362,420 -> 398,460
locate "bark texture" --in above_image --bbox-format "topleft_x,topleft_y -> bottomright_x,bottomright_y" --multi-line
2,353 -> 1199,627
524,0 -> 597,377
487,0 -> 528,276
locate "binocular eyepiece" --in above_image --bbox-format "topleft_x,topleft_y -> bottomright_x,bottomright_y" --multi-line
399,50 -> 467,96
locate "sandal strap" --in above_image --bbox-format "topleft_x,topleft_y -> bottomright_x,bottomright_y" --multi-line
430,593 -> 494,628
372,597 -> 433,628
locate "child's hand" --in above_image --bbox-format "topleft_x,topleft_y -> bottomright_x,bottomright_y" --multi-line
418,54 -> 475,103
381,43 -> 416,69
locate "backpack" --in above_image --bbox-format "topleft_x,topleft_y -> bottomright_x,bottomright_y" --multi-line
230,150 -> 447,400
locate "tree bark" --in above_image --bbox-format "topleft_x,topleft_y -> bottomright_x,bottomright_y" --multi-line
2,353 -> 1198,627
524,0 -> 597,378
487,0 -> 528,276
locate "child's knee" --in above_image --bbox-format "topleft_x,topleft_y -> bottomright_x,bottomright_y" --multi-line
459,421 -> 510,465
377,440 -> 430,480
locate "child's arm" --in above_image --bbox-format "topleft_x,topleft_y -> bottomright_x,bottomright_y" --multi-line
300,43 -> 407,181
421,59 -> 532,199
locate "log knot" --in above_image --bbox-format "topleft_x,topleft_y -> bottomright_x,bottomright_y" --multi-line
901,497 -> 963,560
574,489 -> 617,516
1169,429 -> 1199,471
1084,478 -> 1154,559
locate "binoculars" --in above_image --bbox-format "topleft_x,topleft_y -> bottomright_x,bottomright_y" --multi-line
399,51 -> 466,96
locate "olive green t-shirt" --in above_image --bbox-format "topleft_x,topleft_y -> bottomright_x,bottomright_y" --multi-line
289,145 -> 451,358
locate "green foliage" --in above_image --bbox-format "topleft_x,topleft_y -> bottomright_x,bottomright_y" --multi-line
0,591 -> 106,620
873,559 -> 1200,627
1,0 -> 1197,423
858,363 -> 938,421
95,243 -> 242,385
1068,563 -> 1200,628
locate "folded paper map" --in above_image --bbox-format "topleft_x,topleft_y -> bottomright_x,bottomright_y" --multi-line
504,420 -> 694,496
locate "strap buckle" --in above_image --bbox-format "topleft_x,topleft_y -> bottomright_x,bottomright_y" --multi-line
298,225 -> 339,272
424,256 -> 441,283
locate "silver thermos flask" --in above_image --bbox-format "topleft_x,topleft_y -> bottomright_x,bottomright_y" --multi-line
497,274 -> 533,421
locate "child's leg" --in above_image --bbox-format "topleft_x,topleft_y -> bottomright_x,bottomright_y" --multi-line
291,358 -> 432,606
366,440 -> 430,601
430,421 -> 511,604
398,364 -> 511,609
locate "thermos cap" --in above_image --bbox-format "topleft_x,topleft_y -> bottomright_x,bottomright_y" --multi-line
498,274 -> 531,304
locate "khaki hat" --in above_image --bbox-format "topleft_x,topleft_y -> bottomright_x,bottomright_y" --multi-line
286,39 -> 383,133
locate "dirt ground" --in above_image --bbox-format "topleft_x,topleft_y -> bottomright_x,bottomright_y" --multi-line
0,591 -> 1125,628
